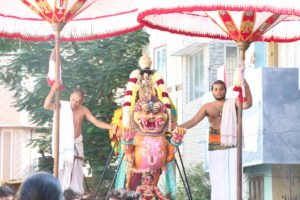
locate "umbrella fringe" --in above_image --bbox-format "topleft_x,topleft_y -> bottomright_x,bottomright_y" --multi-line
0,12 -> 143,41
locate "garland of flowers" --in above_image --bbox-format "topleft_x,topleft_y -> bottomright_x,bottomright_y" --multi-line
109,107 -> 123,155
153,71 -> 171,109
152,71 -> 172,132
122,69 -> 140,127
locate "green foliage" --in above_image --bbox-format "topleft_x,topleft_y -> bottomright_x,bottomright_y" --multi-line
27,134 -> 53,172
177,163 -> 211,200
0,30 -> 149,193
0,38 -> 33,53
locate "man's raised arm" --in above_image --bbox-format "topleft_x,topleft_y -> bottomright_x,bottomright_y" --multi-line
43,81 -> 60,111
242,80 -> 252,109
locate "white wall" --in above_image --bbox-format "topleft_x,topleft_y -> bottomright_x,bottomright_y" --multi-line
278,41 -> 300,68
0,79 -> 42,181
278,41 -> 300,89
0,128 -> 38,181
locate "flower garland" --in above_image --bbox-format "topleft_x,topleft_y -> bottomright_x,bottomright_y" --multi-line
152,71 -> 172,132
122,69 -> 140,127
152,71 -> 171,109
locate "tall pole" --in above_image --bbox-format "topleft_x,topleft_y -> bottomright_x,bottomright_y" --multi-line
236,41 -> 250,200
51,22 -> 65,177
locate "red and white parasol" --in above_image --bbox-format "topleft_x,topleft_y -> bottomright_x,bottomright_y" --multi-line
0,0 -> 143,177
137,1 -> 300,199
0,0 -> 142,41
138,0 -> 300,43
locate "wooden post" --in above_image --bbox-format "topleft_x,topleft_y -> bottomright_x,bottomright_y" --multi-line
50,22 -> 65,177
267,42 -> 278,67
236,41 -> 251,200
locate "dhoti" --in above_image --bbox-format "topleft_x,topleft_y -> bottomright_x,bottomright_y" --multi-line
59,135 -> 84,194
208,128 -> 237,200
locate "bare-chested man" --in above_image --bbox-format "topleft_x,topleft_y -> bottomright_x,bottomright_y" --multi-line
180,79 -> 252,200
181,80 -> 252,130
44,81 -> 115,195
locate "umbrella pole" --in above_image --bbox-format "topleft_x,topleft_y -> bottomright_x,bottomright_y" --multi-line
51,22 -> 65,177
236,41 -> 250,200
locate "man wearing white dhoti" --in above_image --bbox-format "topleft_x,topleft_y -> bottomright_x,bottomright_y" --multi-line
44,81 -> 116,195
180,80 -> 252,200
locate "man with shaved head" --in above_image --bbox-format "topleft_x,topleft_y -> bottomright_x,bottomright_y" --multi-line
44,81 -> 115,195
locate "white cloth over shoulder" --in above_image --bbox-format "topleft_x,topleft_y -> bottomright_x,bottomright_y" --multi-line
220,98 -> 237,146
52,100 -> 74,170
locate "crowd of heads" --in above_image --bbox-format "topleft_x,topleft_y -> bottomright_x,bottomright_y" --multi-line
1,172 -> 142,200
0,185 -> 15,200
15,172 -> 64,200
0,172 -> 82,200
63,188 -> 82,200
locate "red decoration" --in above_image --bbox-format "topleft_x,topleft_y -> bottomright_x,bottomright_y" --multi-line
240,12 -> 255,41
233,86 -> 247,103
125,90 -> 133,95
156,79 -> 164,85
21,0 -> 88,23
128,78 -> 138,83
123,102 -> 131,107
162,92 -> 169,97
165,104 -> 171,109
218,10 -> 239,40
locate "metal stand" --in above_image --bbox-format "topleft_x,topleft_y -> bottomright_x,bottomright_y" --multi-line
177,148 -> 193,200
93,142 -> 118,200
104,154 -> 125,200
175,159 -> 193,200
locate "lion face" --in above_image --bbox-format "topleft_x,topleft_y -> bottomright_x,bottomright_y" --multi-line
132,98 -> 168,134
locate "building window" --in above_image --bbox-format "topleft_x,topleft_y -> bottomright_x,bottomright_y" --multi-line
188,50 -> 204,102
249,176 -> 264,200
225,45 -> 238,86
154,46 -> 167,81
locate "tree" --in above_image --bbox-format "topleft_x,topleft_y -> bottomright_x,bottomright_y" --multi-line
177,163 -> 211,200
26,133 -> 53,173
0,38 -> 19,52
0,30 -> 149,195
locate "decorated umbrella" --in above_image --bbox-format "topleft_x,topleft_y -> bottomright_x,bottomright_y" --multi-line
0,0 -> 142,177
137,0 -> 300,199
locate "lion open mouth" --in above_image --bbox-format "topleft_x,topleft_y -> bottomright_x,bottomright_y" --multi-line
137,118 -> 165,132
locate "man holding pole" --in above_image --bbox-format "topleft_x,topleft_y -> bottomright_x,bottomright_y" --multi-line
44,81 -> 116,195
180,78 -> 252,200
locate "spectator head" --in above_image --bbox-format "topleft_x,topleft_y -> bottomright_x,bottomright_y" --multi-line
108,189 -> 140,200
108,189 -> 122,200
0,185 -> 15,200
16,172 -> 63,200
63,188 -> 82,200
122,190 -> 140,200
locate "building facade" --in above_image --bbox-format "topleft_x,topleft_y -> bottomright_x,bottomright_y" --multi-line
146,28 -> 300,199
0,54 -> 40,185
147,28 -> 241,168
